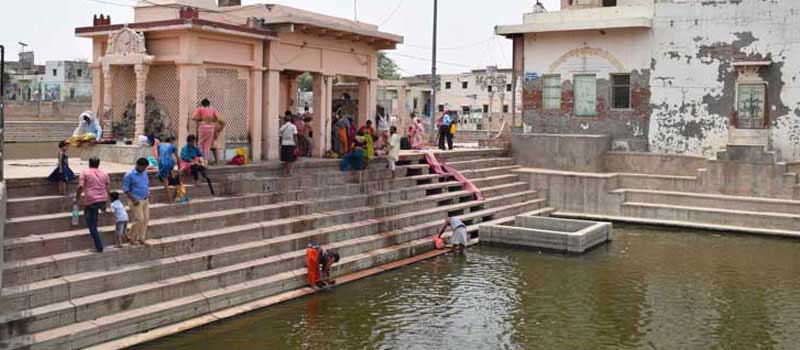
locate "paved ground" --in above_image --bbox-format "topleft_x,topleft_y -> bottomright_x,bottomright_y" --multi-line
4,159 -> 134,179
3,144 -> 485,180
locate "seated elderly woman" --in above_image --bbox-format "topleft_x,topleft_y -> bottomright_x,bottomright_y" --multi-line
69,111 -> 103,147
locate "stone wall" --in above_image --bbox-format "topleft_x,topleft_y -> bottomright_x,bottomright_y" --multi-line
511,133 -> 611,172
521,29 -> 653,152
604,151 -> 708,176
649,1 -> 800,160
4,101 -> 91,121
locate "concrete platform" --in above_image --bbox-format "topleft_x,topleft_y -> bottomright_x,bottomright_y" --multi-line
480,215 -> 612,254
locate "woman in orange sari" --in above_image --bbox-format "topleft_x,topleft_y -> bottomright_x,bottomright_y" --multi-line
192,99 -> 222,165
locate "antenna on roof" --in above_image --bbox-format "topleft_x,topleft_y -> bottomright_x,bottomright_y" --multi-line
354,0 -> 358,21
18,42 -> 28,53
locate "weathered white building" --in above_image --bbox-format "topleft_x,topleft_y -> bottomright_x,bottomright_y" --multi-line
41,61 -> 92,102
378,68 -> 522,132
497,0 -> 800,160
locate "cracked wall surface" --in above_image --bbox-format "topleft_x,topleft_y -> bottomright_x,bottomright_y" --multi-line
521,29 -> 654,151
519,0 -> 800,160
650,0 -> 800,160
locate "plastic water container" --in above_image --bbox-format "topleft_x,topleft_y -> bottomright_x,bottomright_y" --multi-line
72,203 -> 80,226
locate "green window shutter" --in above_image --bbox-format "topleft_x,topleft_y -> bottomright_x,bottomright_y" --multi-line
574,74 -> 597,116
542,75 -> 561,110
737,84 -> 766,129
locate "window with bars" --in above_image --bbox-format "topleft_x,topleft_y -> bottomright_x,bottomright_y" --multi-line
483,104 -> 489,113
611,74 -> 631,109
574,74 -> 597,117
445,82 -> 452,89
542,75 -> 561,110
737,84 -> 767,129
462,81 -> 468,89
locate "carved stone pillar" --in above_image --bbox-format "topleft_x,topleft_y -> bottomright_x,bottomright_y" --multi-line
312,73 -> 333,157
102,63 -> 113,133
134,64 -> 149,137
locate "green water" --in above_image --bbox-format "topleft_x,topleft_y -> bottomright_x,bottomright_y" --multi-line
135,225 -> 800,350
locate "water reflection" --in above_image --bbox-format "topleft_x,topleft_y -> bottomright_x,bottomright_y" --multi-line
135,225 -> 800,350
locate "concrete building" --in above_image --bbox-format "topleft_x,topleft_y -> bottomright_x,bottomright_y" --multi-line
41,61 -> 92,102
378,68 -> 521,133
2,51 -> 45,102
496,0 -> 800,160
75,0 -> 402,161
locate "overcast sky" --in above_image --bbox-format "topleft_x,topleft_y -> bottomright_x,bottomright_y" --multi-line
0,0 -> 560,75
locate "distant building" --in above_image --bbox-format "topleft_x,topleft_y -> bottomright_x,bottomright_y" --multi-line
378,68 -> 521,132
3,51 -> 45,102
41,61 -> 92,102
497,0 -> 800,160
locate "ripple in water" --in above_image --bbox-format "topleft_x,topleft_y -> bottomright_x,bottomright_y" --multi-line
136,226 -> 800,350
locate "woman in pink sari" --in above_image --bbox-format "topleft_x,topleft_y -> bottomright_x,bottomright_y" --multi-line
408,112 -> 426,149
192,99 -> 222,165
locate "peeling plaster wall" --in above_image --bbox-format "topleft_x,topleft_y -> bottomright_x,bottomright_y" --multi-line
650,0 -> 800,160
521,28 -> 653,151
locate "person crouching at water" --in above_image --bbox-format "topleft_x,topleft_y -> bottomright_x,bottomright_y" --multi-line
438,216 -> 468,251
306,243 -> 341,289
320,250 -> 341,286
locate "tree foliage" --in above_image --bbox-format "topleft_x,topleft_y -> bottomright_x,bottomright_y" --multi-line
378,52 -> 401,80
298,72 -> 313,92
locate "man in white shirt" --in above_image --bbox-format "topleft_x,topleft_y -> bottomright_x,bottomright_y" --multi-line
279,115 -> 299,176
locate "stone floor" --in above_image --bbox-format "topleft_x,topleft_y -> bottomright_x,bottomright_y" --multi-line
2,147 -> 478,180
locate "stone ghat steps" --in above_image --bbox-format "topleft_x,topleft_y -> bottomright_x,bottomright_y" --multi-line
620,202 -> 800,233
5,164 -> 436,219
402,157 -> 515,173
1,149 -> 507,198
554,212 -> 800,239
4,171 -> 454,236
4,174 -> 517,263
2,185 -> 532,312
6,182 -> 218,219
1,179 -> 524,292
0,197 -> 544,350
0,191 -> 538,336
614,189 -> 800,215
616,173 -> 700,192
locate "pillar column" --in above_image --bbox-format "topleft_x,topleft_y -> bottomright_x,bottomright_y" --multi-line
251,68 -> 264,162
134,64 -> 150,137
288,75 -> 299,113
102,63 -> 113,135
397,85 -> 408,128
357,78 -> 378,128
262,69 -> 281,161
312,73 -> 333,157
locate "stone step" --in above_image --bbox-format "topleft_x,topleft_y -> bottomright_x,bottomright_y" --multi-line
459,165 -> 522,180
4,162 -> 424,199
617,173 -> 700,192
5,173 -> 441,234
2,183 -> 528,289
1,181 -> 483,287
1,198 -> 541,350
0,194 -> 541,341
6,171 -> 442,219
0,188 -> 538,313
621,202 -> 800,232
553,212 -> 800,238
614,189 -> 800,215
399,149 -> 507,163
3,178 -> 465,262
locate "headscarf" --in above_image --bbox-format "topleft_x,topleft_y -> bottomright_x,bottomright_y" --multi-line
73,111 -> 103,140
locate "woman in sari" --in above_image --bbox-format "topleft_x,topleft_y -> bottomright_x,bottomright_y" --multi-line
192,99 -> 222,165
335,114 -> 350,155
70,111 -> 102,146
409,112 -> 426,149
